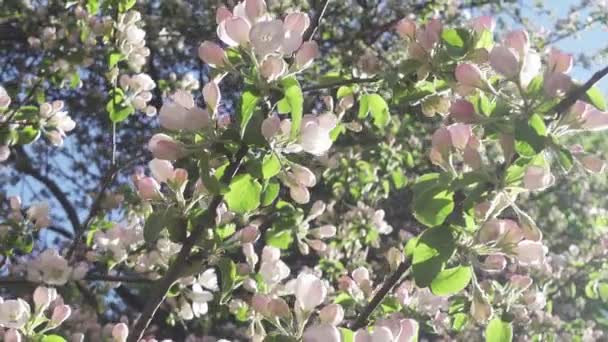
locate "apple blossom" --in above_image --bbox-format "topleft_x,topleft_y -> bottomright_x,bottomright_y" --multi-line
505,30 -> 530,57
198,41 -> 228,68
50,304 -> 71,327
33,286 -> 57,311
260,54 -> 287,81
299,113 -> 337,155
0,85 -> 10,109
395,18 -> 416,39
148,133 -> 186,160
319,304 -> 344,326
159,90 -> 210,131
137,177 -> 162,201
489,46 -> 520,78
303,323 -> 341,342
202,81 -> 221,114
3,329 -> 21,342
455,63 -> 486,89
514,240 -> 548,266
27,249 -> 73,285
295,273 -> 326,311
295,41 -> 319,69
112,322 -> 129,342
523,165 -> 554,191
0,299 -> 30,329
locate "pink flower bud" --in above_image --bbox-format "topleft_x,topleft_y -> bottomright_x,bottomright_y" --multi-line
245,0 -> 267,22
218,16 -> 251,47
239,225 -> 259,243
470,291 -> 492,323
478,219 -> 505,243
289,185 -> 310,204
148,134 -> 186,160
261,115 -> 281,139
308,239 -> 327,252
112,322 -> 129,342
268,297 -> 290,318
447,123 -> 472,150
291,164 -> 316,187
171,168 -> 188,187
251,294 -> 270,315
284,12 -> 310,35
215,6 -> 232,24
295,41 -> 319,69
505,30 -> 530,57
319,304 -> 344,326
523,166 -> 554,191
198,41 -> 227,68
303,324 -> 341,342
431,127 -> 452,156
4,329 -> 21,342
137,177 -> 162,201
314,225 -> 336,238
261,245 -> 280,262
395,18 -> 416,39
548,48 -> 573,74
543,72 -> 572,97
580,155 -> 606,173
9,196 -> 21,211
351,266 -> 370,285
202,81 -> 221,113
50,304 -> 71,326
260,54 -> 287,81
489,46 -> 520,78
514,240 -> 547,266
582,108 -> 608,131
149,158 -> 174,183
449,99 -> 478,123
455,63 -> 486,89
33,286 -> 57,311
470,16 -> 495,32
501,220 -> 524,245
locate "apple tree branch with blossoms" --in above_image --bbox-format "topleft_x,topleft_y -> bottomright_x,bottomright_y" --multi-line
1,0 -> 608,341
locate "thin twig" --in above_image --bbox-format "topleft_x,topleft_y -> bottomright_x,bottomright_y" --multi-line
306,0 -> 331,41
350,260 -> 410,330
127,145 -> 248,342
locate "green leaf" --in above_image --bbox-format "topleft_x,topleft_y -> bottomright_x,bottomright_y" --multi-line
281,77 -> 303,138
584,86 -> 607,111
86,0 -> 99,13
224,174 -> 262,214
106,89 -> 134,123
337,86 -> 353,99
238,89 -> 260,137
412,173 -> 454,227
261,180 -> 280,207
442,28 -> 465,48
276,98 -> 291,114
42,335 -> 67,342
598,283 -> 608,302
358,94 -> 370,118
391,170 -> 408,189
514,114 -> 547,157
118,0 -> 136,12
144,208 -> 182,243
340,328 -> 355,342
108,52 -> 123,68
430,265 -> 472,296
262,154 -> 281,179
216,223 -> 236,240
485,318 -> 513,342
218,257 -> 237,296
17,126 -> 40,144
367,94 -> 390,128
266,228 -> 293,249
452,313 -> 469,331
412,226 -> 455,287
554,145 -> 573,173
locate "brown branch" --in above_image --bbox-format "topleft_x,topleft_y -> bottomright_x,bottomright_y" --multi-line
550,64 -> 608,117
350,260 -> 410,330
0,273 -> 151,285
127,145 -> 248,342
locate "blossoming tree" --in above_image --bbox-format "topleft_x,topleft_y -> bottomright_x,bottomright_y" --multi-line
1,0 -> 608,341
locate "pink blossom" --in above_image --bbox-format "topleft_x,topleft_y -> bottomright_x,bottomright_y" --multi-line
395,18 -> 416,39
284,12 -> 310,35
198,41 -> 227,68
249,20 -> 284,56
523,165 -> 554,191
50,304 -> 71,327
33,286 -> 57,311
260,54 -> 287,81
505,30 -> 530,57
489,46 -> 520,78
449,99 -> 478,123
148,133 -> 186,160
455,63 -> 486,89
137,177 -> 162,200
470,16 -> 495,32
548,48 -> 573,74
202,81 -> 221,113
218,16 -> 251,47
514,240 -> 547,266
319,304 -> 344,325
295,273 -> 326,311
295,41 -> 319,69
3,329 -> 21,342
149,158 -> 174,183
303,324 -> 341,342
112,322 -> 129,342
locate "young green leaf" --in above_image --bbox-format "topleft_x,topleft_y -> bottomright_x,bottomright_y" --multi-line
485,318 -> 513,342
224,174 -> 262,214
430,265 -> 472,296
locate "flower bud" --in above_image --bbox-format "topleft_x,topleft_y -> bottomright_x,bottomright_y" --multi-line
580,155 -> 606,173
261,115 -> 281,140
203,81 -> 221,113
514,240 -> 547,266
308,239 -> 327,252
482,254 -> 507,273
509,274 -> 533,290
251,294 -> 270,316
505,30 -> 530,57
245,0 -> 267,22
284,12 -> 310,35
470,290 -> 492,323
4,329 -> 21,342
289,185 -> 310,204
470,16 -> 495,32
220,16 -> 251,47
112,322 -> 129,342
260,55 -> 287,81
490,46 -> 520,78
581,108 -> 608,131
447,123 -> 472,150
268,298 -> 290,318
313,225 -> 336,238
148,134 -> 186,160
198,41 -> 227,68
215,6 -> 231,24
291,164 -> 316,187
449,99 -> 478,123
295,41 -> 319,69
319,304 -> 344,326
33,286 -> 57,311
455,63 -> 486,88
149,159 -> 174,183
548,48 -> 573,74
137,177 -> 162,201
239,225 -> 260,243
50,304 -> 71,327
395,18 -> 416,39
523,166 -> 554,191
386,247 -> 404,271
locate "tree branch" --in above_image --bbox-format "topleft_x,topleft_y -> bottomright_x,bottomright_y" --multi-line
0,273 -> 151,285
551,64 -> 608,117
128,145 -> 248,342
350,260 -> 410,330
301,77 -> 380,93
